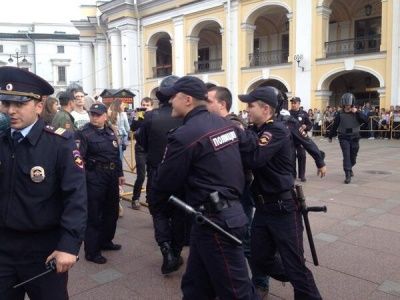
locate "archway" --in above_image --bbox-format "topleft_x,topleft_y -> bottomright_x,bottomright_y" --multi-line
148,32 -> 172,78
247,79 -> 289,93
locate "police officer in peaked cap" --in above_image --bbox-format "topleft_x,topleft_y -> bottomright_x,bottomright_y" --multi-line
239,86 -> 322,299
0,66 -> 87,299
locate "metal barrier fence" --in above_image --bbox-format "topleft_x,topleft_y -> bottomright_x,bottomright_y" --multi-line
313,116 -> 399,139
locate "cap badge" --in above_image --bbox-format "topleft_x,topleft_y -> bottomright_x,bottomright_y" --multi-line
30,166 -> 45,183
112,140 -> 118,148
6,83 -> 13,91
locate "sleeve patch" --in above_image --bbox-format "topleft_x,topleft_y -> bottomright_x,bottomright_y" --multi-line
259,131 -> 272,146
209,129 -> 238,151
73,150 -> 84,169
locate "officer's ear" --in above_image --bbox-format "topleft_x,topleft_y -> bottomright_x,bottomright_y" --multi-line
34,99 -> 44,115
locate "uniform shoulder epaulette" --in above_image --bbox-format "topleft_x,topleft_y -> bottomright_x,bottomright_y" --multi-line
43,125 -> 72,139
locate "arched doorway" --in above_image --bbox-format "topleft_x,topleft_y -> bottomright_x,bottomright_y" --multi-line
148,32 -> 172,78
327,70 -> 380,107
247,79 -> 289,93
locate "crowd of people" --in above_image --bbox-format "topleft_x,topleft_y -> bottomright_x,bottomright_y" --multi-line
0,65 -> 396,300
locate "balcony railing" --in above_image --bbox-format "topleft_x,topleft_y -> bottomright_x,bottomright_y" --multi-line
194,59 -> 222,73
249,49 -> 289,67
325,35 -> 381,58
152,64 -> 172,78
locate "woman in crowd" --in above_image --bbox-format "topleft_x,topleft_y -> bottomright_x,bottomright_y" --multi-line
40,96 -> 58,125
108,98 -> 130,160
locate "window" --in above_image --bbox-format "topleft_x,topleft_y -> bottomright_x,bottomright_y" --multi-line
20,45 -> 28,54
57,45 -> 65,53
0,45 -> 3,53
58,66 -> 66,83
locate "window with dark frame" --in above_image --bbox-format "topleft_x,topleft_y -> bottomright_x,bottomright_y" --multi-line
57,45 -> 65,53
58,66 -> 66,83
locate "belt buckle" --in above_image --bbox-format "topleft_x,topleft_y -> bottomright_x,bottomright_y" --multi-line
110,163 -> 116,170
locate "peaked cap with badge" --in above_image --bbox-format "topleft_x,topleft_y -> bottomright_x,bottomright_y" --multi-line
0,66 -> 54,102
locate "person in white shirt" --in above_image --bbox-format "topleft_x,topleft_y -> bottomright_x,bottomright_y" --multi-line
71,90 -> 90,129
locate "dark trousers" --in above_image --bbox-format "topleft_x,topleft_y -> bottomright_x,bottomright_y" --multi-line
147,165 -> 185,251
85,169 -> 119,256
181,204 -> 256,300
294,144 -> 306,179
250,200 -> 321,300
133,149 -> 147,200
339,136 -> 360,172
0,229 -> 68,300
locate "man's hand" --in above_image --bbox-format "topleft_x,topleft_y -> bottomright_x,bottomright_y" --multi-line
46,251 -> 77,273
317,166 -> 327,178
351,107 -> 357,113
119,176 -> 125,186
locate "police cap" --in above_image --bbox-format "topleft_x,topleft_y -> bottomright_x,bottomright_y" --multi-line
238,86 -> 279,109
0,66 -> 54,102
89,103 -> 107,115
159,76 -> 208,100
290,97 -> 301,103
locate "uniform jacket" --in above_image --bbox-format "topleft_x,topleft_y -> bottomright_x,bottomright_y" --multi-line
51,109 -> 77,132
77,123 -> 123,177
0,118 -> 87,255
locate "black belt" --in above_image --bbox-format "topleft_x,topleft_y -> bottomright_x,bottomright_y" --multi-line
198,199 -> 238,214
255,190 -> 293,205
94,162 -> 116,170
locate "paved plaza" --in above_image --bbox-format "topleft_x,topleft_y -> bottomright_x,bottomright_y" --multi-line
68,138 -> 400,300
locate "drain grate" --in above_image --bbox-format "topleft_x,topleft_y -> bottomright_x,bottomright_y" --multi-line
365,170 -> 392,175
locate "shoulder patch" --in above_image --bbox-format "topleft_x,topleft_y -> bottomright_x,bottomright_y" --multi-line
44,125 -> 71,139
259,131 -> 272,146
209,128 -> 238,151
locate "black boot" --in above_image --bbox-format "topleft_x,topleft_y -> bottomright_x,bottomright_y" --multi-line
350,169 -> 354,177
160,242 -> 180,275
344,171 -> 351,184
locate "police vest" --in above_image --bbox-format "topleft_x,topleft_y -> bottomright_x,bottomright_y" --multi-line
337,112 -> 360,136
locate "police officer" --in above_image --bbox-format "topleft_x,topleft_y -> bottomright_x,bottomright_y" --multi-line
135,75 -> 185,274
51,91 -> 77,132
239,86 -> 322,300
328,93 -> 367,184
77,103 -> 125,264
290,97 -> 313,182
0,66 -> 87,299
152,76 -> 257,299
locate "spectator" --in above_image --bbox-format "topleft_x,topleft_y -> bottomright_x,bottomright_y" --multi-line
71,90 -> 90,129
51,91 -> 77,132
392,106 -> 400,139
379,108 -> 390,139
108,99 -> 130,160
41,96 -> 58,125
323,106 -> 334,136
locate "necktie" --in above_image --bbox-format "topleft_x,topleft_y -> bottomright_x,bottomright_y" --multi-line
12,131 -> 24,146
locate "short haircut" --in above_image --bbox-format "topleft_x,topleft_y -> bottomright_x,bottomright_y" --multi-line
141,97 -> 153,106
58,91 -> 71,106
205,82 -> 217,90
208,86 -> 233,111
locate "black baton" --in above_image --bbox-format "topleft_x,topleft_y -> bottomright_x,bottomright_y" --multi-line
295,184 -> 327,266
169,195 -> 242,246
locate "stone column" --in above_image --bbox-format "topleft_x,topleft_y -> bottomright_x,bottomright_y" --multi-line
380,0 -> 388,52
240,23 -> 256,68
314,90 -> 332,111
173,16 -> 185,76
186,36 -> 199,74
145,45 -> 157,78
315,5 -> 332,59
108,28 -> 122,89
120,24 -> 139,91
80,39 -> 95,95
94,37 -> 108,93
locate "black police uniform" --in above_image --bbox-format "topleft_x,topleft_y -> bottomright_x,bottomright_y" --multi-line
278,112 -> 325,175
289,108 -> 313,181
242,120 -> 321,300
136,104 -> 186,270
328,110 -> 367,179
239,87 -> 321,300
152,105 -> 256,299
77,118 -> 123,261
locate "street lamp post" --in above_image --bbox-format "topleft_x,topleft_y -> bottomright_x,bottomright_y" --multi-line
8,52 -> 28,68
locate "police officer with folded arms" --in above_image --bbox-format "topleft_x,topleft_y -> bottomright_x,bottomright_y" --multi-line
290,97 -> 313,182
239,86 -> 322,300
0,66 -> 87,299
152,76 -> 257,299
77,103 -> 125,264
328,93 -> 367,184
